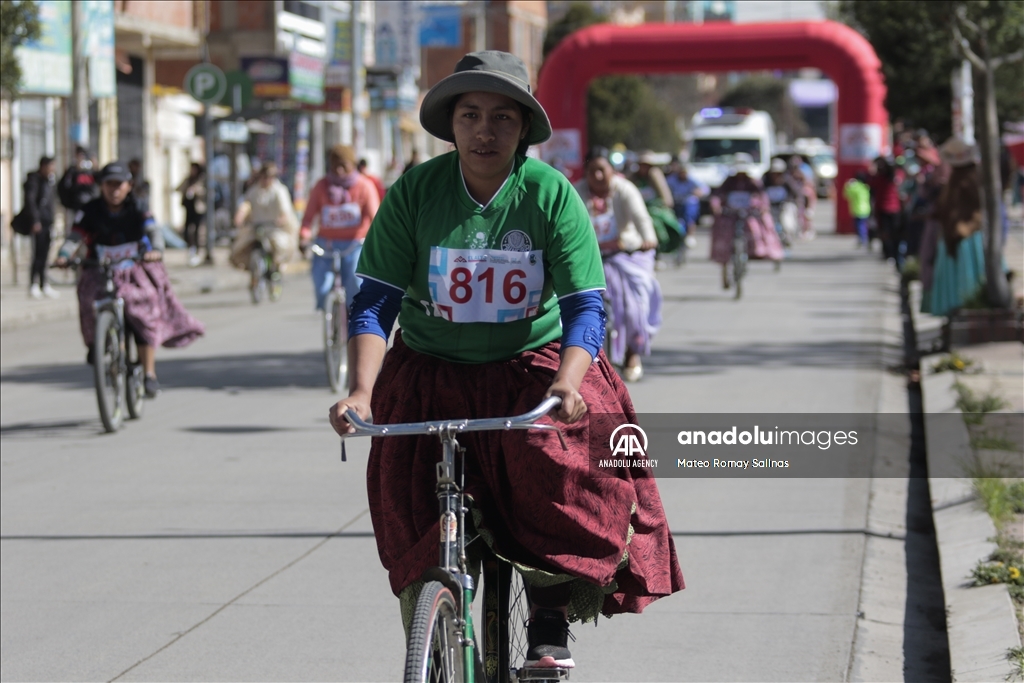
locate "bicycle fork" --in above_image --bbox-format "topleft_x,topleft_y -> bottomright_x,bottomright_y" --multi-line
437,435 -> 478,679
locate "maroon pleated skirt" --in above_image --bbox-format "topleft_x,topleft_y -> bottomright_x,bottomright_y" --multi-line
367,333 -> 684,616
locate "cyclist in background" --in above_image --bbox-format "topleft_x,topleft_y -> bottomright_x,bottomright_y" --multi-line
327,51 -> 683,671
709,154 -> 785,289
230,163 -> 299,276
300,145 -> 380,311
54,162 -> 204,397
574,146 -> 662,382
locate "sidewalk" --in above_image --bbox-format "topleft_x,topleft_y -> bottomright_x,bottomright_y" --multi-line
912,222 -> 1024,681
0,242 -> 309,332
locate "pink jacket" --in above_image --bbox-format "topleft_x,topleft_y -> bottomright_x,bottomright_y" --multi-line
301,173 -> 380,242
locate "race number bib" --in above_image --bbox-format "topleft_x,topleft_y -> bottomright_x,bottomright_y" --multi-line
765,186 -> 788,203
425,247 -> 545,323
96,241 -> 139,268
322,202 -> 361,230
726,191 -> 753,210
591,208 -> 618,254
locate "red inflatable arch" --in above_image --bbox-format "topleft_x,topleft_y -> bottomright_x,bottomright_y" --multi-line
535,20 -> 889,233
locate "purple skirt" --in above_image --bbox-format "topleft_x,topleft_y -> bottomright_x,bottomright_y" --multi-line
710,212 -> 785,265
77,261 -> 205,348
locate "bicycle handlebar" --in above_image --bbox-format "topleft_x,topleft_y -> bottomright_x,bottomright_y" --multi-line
338,395 -> 567,459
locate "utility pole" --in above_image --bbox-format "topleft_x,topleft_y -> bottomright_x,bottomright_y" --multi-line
70,0 -> 90,153
352,0 -> 365,157
202,2 -> 216,264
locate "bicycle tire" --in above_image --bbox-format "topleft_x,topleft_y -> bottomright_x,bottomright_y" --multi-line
404,580 -> 465,683
732,233 -> 747,301
94,309 -> 124,433
324,291 -> 348,393
249,248 -> 266,304
124,333 -> 145,420
482,559 -> 530,683
268,261 -> 283,302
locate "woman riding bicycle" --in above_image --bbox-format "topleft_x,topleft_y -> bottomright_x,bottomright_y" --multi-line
709,153 -> 785,289
54,162 -> 205,397
328,51 -> 683,671
230,163 -> 299,277
573,147 -> 663,382
300,145 -> 380,311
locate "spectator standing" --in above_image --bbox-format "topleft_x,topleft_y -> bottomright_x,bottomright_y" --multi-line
870,157 -> 904,263
23,156 -> 59,299
128,159 -> 151,214
176,163 -> 207,267
843,171 -> 872,247
357,158 -> 386,200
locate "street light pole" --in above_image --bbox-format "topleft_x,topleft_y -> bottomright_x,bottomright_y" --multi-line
202,3 -> 216,264
70,0 -> 90,152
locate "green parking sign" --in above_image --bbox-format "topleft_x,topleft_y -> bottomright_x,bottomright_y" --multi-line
185,64 -> 227,104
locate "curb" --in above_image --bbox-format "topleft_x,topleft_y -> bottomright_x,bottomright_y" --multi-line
920,359 -> 1022,682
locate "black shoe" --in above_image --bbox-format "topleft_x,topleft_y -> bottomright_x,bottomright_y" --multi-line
524,608 -> 575,669
86,345 -> 95,366
144,376 -> 161,398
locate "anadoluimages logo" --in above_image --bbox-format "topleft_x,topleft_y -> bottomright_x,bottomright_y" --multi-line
609,424 -> 648,457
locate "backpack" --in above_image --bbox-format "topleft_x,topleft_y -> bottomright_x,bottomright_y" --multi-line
57,166 -> 97,209
646,202 -> 683,254
10,207 -> 33,235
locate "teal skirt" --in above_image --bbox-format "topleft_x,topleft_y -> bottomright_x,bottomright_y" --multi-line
921,231 -> 986,316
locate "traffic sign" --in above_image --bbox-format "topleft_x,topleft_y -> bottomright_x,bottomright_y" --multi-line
220,71 -> 254,111
185,64 -> 227,104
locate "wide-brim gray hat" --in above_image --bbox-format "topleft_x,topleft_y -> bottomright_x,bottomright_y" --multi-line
420,51 -> 552,146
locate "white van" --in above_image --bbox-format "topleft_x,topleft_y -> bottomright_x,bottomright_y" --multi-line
684,108 -> 777,191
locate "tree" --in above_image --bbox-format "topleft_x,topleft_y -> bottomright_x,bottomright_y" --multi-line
951,1 -> 1024,309
542,2 -> 680,153
717,75 -> 809,143
832,0 -> 1023,141
588,75 -> 680,152
0,0 -> 41,100
543,2 -> 603,59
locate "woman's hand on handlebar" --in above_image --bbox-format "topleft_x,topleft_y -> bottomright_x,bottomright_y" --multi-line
143,250 -> 162,262
53,256 -> 69,268
329,390 -> 372,436
546,380 -> 586,424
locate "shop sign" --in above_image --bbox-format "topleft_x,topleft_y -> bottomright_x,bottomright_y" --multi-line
241,57 -> 290,99
419,5 -> 462,48
82,0 -> 116,98
14,0 -> 72,96
289,53 -> 325,105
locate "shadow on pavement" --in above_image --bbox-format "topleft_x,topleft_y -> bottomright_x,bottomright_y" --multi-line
0,418 -> 101,439
645,339 -> 884,376
0,351 -> 326,391
184,425 -> 298,434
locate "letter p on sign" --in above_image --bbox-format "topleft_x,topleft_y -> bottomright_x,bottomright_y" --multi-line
185,64 -> 228,105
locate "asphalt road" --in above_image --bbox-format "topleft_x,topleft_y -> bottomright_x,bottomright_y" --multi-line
1,201 -> 915,682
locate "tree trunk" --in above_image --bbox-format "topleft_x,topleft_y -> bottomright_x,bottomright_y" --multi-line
974,60 -> 1011,308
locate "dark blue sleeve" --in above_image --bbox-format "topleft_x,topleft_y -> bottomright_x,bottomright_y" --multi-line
348,278 -> 403,341
559,290 -> 606,360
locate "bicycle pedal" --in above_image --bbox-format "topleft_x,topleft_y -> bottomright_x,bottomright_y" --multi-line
514,667 -> 570,681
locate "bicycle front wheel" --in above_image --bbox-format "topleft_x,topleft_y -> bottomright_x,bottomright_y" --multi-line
249,248 -> 267,304
405,581 -> 465,683
732,234 -> 747,301
323,291 -> 348,393
124,332 -> 145,420
94,309 -> 125,433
